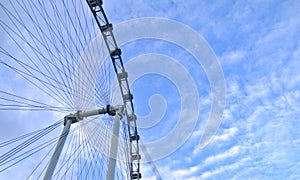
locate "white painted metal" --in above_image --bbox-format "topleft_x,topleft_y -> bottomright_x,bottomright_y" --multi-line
44,117 -> 72,180
106,106 -> 124,180
85,1 -> 142,178
44,105 -> 121,179
77,108 -> 107,120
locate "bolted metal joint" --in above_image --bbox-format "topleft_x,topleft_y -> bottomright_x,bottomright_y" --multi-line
63,114 -> 78,126
75,110 -> 83,121
107,105 -> 124,117
100,23 -> 112,32
110,48 -> 121,57
130,134 -> 140,142
131,172 -> 142,179
107,105 -> 116,116
132,154 -> 141,161
87,0 -> 103,7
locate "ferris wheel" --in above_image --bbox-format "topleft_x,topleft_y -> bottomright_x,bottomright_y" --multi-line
0,0 -> 143,179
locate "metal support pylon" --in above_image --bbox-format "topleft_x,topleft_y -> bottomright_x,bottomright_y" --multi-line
43,105 -> 122,180
86,0 -> 142,179
106,106 -> 124,180
43,115 -> 76,180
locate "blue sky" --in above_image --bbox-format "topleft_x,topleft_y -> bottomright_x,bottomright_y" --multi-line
102,0 -> 300,179
1,0 -> 300,179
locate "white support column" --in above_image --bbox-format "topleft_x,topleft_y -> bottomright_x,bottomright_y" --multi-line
44,117 -> 72,180
106,106 -> 124,180
43,106 -> 111,180
77,107 -> 108,120
43,105 -> 121,180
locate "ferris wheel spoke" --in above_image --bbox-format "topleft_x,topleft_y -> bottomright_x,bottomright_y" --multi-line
58,1 -> 103,95
13,0 -> 75,106
0,4 -> 75,107
0,59 -> 72,108
85,1 -> 142,178
2,0 -> 108,109
77,123 -> 100,179
0,0 -> 142,179
0,119 -> 63,173
53,123 -> 78,180
52,118 -> 98,179
0,89 -> 73,111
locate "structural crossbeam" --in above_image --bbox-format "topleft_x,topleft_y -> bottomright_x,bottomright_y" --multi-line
86,0 -> 141,179
44,105 -> 122,179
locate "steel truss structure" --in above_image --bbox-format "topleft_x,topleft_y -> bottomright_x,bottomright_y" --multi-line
85,1 -> 142,178
44,105 -> 127,179
0,0 -> 142,179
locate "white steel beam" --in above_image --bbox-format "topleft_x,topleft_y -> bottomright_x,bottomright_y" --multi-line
106,106 -> 124,180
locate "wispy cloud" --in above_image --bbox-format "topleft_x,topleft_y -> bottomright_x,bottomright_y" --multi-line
135,0 -> 300,179
1,0 -> 300,179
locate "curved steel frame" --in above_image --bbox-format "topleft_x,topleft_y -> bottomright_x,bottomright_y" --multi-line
85,0 -> 141,179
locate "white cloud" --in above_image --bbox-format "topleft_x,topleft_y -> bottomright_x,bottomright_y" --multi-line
199,157 -> 249,179
1,0 -> 300,179
203,145 -> 241,165
213,127 -> 238,142
192,127 -> 238,156
221,50 -> 247,64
